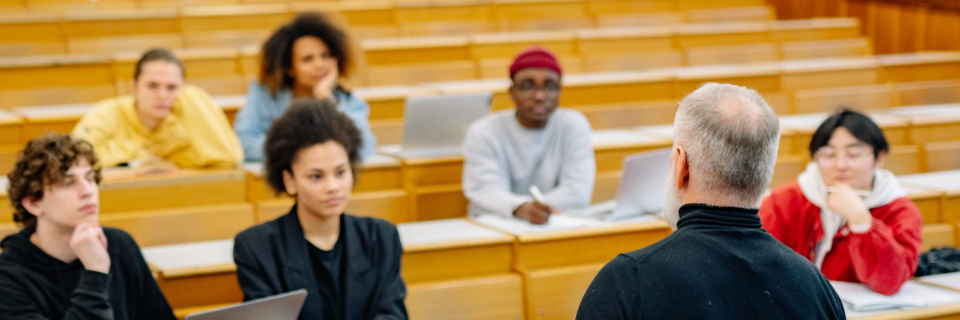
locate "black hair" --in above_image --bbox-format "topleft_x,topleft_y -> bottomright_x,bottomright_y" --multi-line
260,12 -> 352,97
264,98 -> 363,195
809,108 -> 889,159
134,48 -> 185,80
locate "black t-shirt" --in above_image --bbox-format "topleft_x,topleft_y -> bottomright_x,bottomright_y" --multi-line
307,226 -> 344,320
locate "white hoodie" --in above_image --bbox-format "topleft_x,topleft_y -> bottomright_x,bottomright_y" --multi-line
796,162 -> 906,268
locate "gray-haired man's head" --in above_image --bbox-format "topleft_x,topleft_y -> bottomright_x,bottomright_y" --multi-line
663,82 -> 780,228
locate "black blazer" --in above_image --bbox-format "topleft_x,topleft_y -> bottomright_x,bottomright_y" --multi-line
233,206 -> 407,320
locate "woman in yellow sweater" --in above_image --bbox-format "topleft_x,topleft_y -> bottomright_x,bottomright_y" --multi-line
73,49 -> 242,169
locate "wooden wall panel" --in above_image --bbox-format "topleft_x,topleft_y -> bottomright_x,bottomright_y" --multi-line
767,0 -> 960,54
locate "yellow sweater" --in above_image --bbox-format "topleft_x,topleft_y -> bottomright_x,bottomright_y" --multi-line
72,85 -> 242,169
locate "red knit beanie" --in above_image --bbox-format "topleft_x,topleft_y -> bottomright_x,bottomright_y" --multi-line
509,46 -> 562,79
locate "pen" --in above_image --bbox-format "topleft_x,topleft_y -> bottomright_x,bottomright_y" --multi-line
529,185 -> 548,204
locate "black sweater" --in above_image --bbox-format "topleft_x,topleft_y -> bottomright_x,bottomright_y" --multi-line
576,204 -> 846,320
0,227 -> 176,320
233,206 -> 408,320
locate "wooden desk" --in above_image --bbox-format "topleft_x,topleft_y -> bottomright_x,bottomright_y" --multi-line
246,155 -> 408,223
575,26 -> 683,73
675,22 -> 770,48
400,218 -> 525,320
67,33 -> 184,55
399,154 -> 468,221
879,52 -> 960,83
0,177 -> 11,229
774,57 -> 881,90
778,112 -> 910,156
62,9 -> 179,38
840,280 -> 960,319
900,170 -> 960,246
11,103 -> 91,141
668,64 -> 781,95
421,78 -> 512,111
779,38 -> 872,61
493,0 -> 593,32
353,85 -> 438,121
769,18 -> 861,42
684,42 -> 779,66
472,31 -> 580,78
882,104 -> 960,143
142,218 -> 521,319
560,70 -> 675,107
0,12 -> 61,43
179,5 -> 290,33
0,110 -> 23,175
363,36 -> 472,65
793,83 -> 894,114
907,187 -> 945,224
894,79 -> 960,107
591,129 -> 672,172
474,216 -> 671,320
99,169 -> 246,213
684,5 -> 772,24
922,223 -> 954,252
142,239 -> 242,316
0,54 -> 114,91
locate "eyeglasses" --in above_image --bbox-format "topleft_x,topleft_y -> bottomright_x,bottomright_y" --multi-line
514,81 -> 560,99
814,146 -> 871,168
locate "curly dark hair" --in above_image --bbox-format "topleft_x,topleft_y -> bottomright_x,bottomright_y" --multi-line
265,98 -> 363,195
7,133 -> 102,232
259,12 -> 353,97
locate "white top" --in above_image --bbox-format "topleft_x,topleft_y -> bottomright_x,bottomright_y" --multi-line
462,108 -> 596,217
833,280 -> 960,318
141,239 -> 234,271
397,219 -> 506,246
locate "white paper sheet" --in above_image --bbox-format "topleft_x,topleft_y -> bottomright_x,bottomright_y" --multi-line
832,281 -> 960,313
472,214 -> 589,235
397,219 -> 506,246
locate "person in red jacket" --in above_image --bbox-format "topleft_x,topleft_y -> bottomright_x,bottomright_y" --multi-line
760,109 -> 922,295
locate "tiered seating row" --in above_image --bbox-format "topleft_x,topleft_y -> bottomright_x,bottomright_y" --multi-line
0,17 -> 865,110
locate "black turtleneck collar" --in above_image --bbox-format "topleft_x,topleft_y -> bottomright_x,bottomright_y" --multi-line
676,203 -> 762,230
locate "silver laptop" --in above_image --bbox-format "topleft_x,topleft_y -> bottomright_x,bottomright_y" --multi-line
184,289 -> 307,320
571,148 -> 672,221
388,92 -> 493,159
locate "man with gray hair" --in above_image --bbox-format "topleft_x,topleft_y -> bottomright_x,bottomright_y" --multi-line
576,83 -> 845,319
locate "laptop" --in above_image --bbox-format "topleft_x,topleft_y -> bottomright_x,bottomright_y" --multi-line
184,289 -> 307,320
569,148 -> 672,221
381,92 -> 493,159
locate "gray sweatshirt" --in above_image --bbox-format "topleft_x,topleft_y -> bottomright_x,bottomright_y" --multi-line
462,108 -> 596,217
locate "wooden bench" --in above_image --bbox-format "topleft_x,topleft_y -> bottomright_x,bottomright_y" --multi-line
0,54 -> 114,97
907,187 -> 945,225
11,103 -> 92,141
683,5 -> 772,24
67,33 -> 184,54
882,104 -> 960,144
684,42 -> 779,66
668,63 -> 781,95
471,30 -> 581,78
101,202 -> 255,247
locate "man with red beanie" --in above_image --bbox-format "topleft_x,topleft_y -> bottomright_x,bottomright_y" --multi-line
462,46 -> 596,224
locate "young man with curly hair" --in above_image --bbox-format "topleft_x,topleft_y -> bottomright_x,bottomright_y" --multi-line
0,133 -> 175,320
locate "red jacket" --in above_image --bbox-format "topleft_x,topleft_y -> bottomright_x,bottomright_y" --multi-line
759,181 -> 923,295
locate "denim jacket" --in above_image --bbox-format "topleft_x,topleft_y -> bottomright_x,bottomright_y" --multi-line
234,81 -> 377,162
